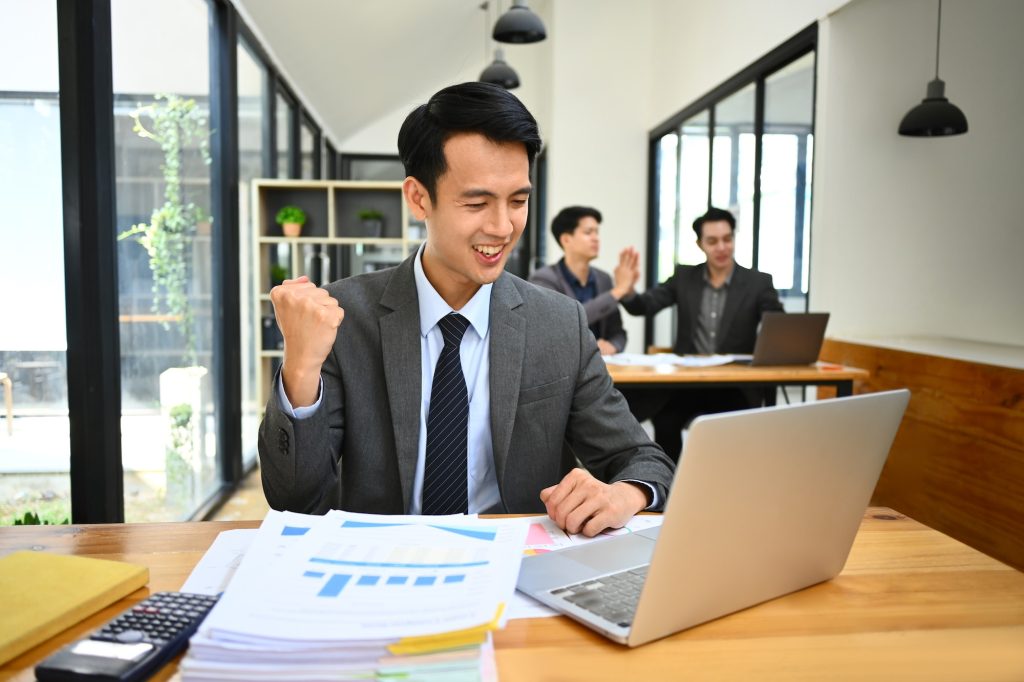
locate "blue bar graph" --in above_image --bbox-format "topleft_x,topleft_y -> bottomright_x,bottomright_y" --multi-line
414,576 -> 436,587
304,570 -> 325,578
281,526 -> 309,536
387,576 -> 409,585
444,574 -> 465,584
357,575 -> 380,586
318,574 -> 351,597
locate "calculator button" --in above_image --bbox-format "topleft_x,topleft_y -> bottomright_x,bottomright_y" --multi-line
115,630 -> 145,643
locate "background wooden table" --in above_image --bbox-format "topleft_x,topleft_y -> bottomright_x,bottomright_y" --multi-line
607,361 -> 868,397
1,508 -> 1023,681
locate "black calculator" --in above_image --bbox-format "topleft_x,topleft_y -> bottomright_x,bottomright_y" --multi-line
35,591 -> 219,681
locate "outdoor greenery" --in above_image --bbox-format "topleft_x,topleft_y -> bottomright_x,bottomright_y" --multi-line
165,402 -> 195,511
275,205 -> 307,225
270,264 -> 289,285
118,94 -> 212,364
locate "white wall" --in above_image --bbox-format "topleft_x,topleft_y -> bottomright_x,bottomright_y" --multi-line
812,0 -> 1024,345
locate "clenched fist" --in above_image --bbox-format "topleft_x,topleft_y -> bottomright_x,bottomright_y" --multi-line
270,276 -> 345,407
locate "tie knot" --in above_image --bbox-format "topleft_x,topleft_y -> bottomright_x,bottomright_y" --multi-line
438,313 -> 470,348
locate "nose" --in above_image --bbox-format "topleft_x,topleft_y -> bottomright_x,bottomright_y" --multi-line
484,204 -> 514,239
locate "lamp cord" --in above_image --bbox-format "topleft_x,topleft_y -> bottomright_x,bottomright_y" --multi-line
935,0 -> 942,79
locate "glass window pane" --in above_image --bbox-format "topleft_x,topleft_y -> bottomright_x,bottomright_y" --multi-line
300,122 -> 314,179
112,0 -> 217,521
276,92 -> 292,179
711,83 -> 756,267
0,1 -> 69,526
676,111 -> 710,267
238,37 -> 267,469
759,52 -> 815,308
653,133 -> 679,350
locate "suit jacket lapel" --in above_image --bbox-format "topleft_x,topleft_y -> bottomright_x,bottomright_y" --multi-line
718,264 -> 748,346
489,273 -> 525,501
379,257 -> 422,512
685,265 -> 704,329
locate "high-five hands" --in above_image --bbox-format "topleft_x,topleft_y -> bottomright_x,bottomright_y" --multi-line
270,276 -> 344,407
540,468 -> 650,537
611,246 -> 640,300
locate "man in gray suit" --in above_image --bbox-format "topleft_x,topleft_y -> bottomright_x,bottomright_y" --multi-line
259,83 -> 674,537
529,206 -> 638,355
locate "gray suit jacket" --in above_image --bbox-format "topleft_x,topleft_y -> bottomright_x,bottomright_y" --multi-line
529,262 -> 627,352
259,255 -> 673,515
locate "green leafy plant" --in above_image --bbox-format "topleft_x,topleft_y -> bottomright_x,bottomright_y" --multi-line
270,264 -> 289,285
12,509 -> 69,525
118,94 -> 212,364
165,402 -> 195,509
275,205 -> 307,225
357,208 -> 384,221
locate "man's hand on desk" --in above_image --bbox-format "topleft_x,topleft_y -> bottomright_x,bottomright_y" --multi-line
270,275 -> 345,407
540,468 -> 649,537
596,339 -> 618,356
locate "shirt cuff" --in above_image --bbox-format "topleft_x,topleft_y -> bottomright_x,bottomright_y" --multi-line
276,373 -> 324,420
621,479 -> 660,511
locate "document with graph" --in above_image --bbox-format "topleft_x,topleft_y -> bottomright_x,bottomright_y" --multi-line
200,510 -> 528,643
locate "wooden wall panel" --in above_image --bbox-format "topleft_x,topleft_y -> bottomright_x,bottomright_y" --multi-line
820,338 -> 1024,571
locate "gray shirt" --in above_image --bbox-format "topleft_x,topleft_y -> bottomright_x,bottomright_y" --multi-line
694,266 -> 733,354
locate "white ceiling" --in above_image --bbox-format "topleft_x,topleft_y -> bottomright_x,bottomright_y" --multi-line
234,0 -> 508,146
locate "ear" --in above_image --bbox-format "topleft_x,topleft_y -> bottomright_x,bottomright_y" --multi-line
403,177 -> 431,222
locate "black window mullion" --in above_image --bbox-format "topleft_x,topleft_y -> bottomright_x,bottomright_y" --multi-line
263,67 -> 276,177
793,133 -> 809,306
288,95 -> 300,178
751,76 -> 766,271
325,141 -> 338,179
706,107 -> 715,210
209,0 -> 242,489
57,0 -> 124,523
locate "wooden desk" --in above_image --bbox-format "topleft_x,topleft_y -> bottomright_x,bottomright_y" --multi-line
1,510 -> 1022,681
607,361 -> 869,397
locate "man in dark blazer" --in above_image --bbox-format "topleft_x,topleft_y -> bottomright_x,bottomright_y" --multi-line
529,206 -> 637,355
259,83 -> 674,538
620,207 -> 784,461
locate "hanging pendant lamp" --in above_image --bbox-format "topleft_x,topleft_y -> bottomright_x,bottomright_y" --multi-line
492,0 -> 546,44
898,0 -> 968,137
480,48 -> 520,89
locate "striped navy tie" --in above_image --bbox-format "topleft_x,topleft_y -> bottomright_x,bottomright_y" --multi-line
422,313 -> 471,515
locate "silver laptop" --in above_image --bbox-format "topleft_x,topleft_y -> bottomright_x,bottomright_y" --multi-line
733,311 -> 830,365
516,389 -> 910,647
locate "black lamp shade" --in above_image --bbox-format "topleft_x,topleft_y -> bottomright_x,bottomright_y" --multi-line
480,50 -> 520,90
492,0 -> 546,44
899,78 -> 968,137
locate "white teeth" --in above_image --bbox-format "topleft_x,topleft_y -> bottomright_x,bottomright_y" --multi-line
474,245 -> 502,257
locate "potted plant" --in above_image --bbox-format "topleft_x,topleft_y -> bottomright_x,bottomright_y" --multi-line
357,208 -> 384,237
276,205 -> 307,237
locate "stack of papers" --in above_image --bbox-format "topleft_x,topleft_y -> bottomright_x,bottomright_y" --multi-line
179,510 -> 526,681
604,352 -> 740,367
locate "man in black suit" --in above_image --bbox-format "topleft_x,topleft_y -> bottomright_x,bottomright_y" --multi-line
619,207 -> 784,461
528,206 -> 638,355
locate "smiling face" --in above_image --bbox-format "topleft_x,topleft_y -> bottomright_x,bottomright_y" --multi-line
404,132 -> 531,309
697,219 -> 736,272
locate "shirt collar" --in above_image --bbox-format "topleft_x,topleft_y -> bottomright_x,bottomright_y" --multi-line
414,244 -> 491,339
557,257 -> 595,288
702,262 -> 735,287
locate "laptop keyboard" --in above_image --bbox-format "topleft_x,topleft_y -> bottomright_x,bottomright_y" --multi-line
549,565 -> 648,628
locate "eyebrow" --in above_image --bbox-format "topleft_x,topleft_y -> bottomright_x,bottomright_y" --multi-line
459,186 -> 533,199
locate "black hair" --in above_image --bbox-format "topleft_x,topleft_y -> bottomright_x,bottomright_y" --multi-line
550,206 -> 602,249
397,82 -> 542,201
692,206 -> 736,239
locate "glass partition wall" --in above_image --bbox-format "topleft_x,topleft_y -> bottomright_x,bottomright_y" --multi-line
0,1 -> 69,525
647,28 -> 817,348
2,0 -> 328,524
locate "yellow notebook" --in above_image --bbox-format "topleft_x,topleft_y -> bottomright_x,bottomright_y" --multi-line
0,550 -> 149,665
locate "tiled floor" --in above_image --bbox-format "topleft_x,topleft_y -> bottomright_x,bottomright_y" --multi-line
209,466 -> 270,521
